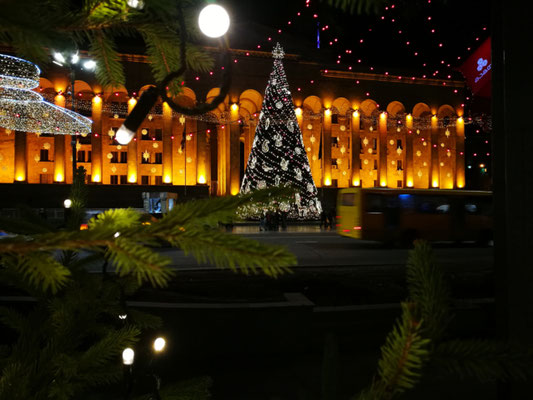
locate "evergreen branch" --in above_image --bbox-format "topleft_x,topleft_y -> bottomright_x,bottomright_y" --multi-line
3,253 -> 72,294
406,240 -> 452,341
355,303 -> 430,400
77,325 -> 140,372
431,339 -> 533,382
172,227 -> 295,277
0,307 -> 27,333
106,237 -> 174,287
88,30 -> 125,87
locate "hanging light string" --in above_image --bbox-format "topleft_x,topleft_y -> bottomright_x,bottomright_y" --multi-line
0,54 -> 92,135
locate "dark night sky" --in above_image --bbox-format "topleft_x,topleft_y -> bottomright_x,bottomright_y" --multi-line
212,0 -> 490,79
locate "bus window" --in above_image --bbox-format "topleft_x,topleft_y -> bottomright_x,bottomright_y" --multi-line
341,193 -> 356,206
416,196 -> 450,214
365,194 -> 383,212
465,197 -> 492,216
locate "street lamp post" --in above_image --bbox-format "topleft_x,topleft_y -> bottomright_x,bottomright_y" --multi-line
52,51 -> 96,182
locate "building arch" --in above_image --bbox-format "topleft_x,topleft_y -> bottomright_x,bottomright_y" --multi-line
172,87 -> 197,108
359,99 -> 379,117
38,78 -> 54,91
303,95 -> 322,114
239,89 -> 263,115
412,102 -> 431,118
332,97 -> 351,116
386,101 -> 406,117
206,87 -> 229,115
437,104 -> 456,118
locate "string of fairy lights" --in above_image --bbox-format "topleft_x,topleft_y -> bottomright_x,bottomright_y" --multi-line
0,54 -> 92,135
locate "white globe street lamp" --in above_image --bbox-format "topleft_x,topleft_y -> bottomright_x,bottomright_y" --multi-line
63,198 -> 72,209
198,4 -> 230,38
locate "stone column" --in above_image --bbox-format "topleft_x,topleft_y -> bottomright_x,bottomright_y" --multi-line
91,96 -> 103,183
430,115 -> 439,188
378,112 -> 388,187
196,120 -> 208,185
350,111 -> 361,186
455,117 -> 465,188
162,102 -> 173,184
14,131 -> 27,182
405,114 -> 414,187
322,109 -> 332,186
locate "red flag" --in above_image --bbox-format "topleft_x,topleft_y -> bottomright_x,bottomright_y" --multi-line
458,37 -> 491,98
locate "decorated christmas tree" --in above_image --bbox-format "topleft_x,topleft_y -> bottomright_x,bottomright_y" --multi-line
240,43 -> 321,219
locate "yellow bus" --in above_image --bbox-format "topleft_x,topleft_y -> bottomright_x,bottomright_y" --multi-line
336,188 -> 492,245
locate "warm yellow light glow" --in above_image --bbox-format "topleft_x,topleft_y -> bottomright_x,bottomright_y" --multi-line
163,175 -> 171,183
231,103 -> 239,112
128,97 -> 137,106
295,107 -> 302,116
407,181 -> 413,187
457,182 -> 464,188
324,177 -> 331,186
380,181 -> 387,187
198,175 -> 206,184
406,114 -> 412,121
55,173 -> 64,182
128,174 -> 137,183
230,187 -> 240,196
432,115 -> 438,121
353,110 -> 359,117
352,179 -> 360,186
15,174 -> 25,182
479,164 -> 485,168
93,96 -> 102,104
92,174 -> 101,183
432,180 -> 439,188
380,112 -> 387,119
153,337 -> 166,353
324,108 -> 331,116
457,117 -> 464,124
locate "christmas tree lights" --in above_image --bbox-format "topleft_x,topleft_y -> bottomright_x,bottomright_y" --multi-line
0,54 -> 91,135
240,43 -> 321,219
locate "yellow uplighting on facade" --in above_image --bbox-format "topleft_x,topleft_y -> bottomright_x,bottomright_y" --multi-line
128,97 -> 137,106
432,180 -> 439,188
457,116 -> 464,124
432,115 -> 438,121
198,175 -> 206,184
15,174 -> 25,182
406,114 -> 412,121
324,177 -> 331,186
295,107 -> 302,116
231,103 -> 239,112
230,187 -> 240,196
352,179 -> 360,187
353,110 -> 359,117
380,112 -> 387,119
128,174 -> 137,183
380,181 -> 387,187
407,180 -> 413,187
163,175 -> 171,183
92,174 -> 101,183
55,173 -> 64,182
324,108 -> 331,116
93,95 -> 102,104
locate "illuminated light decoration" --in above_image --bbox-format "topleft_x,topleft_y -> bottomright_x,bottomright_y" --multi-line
198,175 -> 206,184
128,174 -> 137,183
163,175 -> 171,183
0,54 -> 91,135
55,173 -> 64,182
240,43 -> 320,219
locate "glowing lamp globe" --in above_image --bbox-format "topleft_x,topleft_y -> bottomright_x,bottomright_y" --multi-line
63,199 -> 72,208
198,4 -> 230,38
153,337 -> 166,352
122,348 -> 135,365
116,125 -> 135,145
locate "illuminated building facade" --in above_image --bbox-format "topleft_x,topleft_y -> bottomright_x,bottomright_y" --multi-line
0,49 -> 466,195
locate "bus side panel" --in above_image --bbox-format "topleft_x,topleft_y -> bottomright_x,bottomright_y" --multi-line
337,189 -> 362,239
